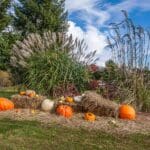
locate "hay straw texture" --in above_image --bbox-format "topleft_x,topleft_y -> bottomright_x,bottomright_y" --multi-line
55,101 -> 84,113
11,95 -> 46,109
81,91 -> 119,117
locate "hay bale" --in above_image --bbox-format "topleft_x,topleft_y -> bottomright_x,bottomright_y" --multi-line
81,91 -> 119,117
11,94 -> 46,109
55,101 -> 84,113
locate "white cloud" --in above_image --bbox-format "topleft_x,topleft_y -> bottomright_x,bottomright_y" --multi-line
108,0 -> 150,12
65,0 -> 113,66
68,21 -> 109,66
65,0 -> 110,26
65,0 -> 150,66
65,0 -> 99,12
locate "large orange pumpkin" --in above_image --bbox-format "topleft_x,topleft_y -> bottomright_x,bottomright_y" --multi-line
56,105 -> 73,118
84,112 -> 96,121
0,97 -> 14,111
119,105 -> 136,120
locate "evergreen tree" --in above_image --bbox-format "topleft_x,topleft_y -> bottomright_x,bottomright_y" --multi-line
13,0 -> 68,36
0,0 -> 11,32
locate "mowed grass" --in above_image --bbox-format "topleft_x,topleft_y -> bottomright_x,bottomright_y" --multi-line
0,91 -> 17,99
0,118 -> 149,150
0,89 -> 149,150
0,86 -> 18,98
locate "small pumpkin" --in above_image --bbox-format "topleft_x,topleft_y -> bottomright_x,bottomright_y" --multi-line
84,112 -> 96,121
41,99 -> 54,112
20,91 -> 26,95
35,94 -> 39,98
60,96 -> 65,101
0,97 -> 14,111
56,105 -> 73,118
73,95 -> 82,102
26,90 -> 36,97
28,93 -> 36,98
65,96 -> 74,103
20,91 -> 26,96
119,105 -> 136,120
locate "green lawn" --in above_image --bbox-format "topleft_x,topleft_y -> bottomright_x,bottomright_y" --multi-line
0,89 -> 149,150
0,91 -> 17,99
0,86 -> 18,98
0,118 -> 149,150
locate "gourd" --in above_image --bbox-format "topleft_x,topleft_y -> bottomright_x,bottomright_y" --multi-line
20,91 -> 26,95
26,90 -> 36,97
56,105 -> 73,118
119,105 -> 136,120
41,99 -> 54,112
65,97 -> 74,103
84,112 -> 96,121
0,97 -> 14,111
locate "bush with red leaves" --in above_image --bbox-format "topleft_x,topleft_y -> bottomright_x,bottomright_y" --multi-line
88,80 -> 100,90
88,64 -> 99,73
100,83 -> 119,100
52,83 -> 80,98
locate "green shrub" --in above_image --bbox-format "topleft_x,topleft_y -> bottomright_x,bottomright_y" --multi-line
25,51 -> 90,96
0,34 -> 10,70
0,32 -> 21,70
11,31 -> 97,85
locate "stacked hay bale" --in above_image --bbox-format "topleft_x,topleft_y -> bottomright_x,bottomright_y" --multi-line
54,101 -> 84,113
11,91 -> 46,109
81,91 -> 119,117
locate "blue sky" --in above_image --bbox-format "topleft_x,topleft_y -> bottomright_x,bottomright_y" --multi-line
65,0 -> 150,66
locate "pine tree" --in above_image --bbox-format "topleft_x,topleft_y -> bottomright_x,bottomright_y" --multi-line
0,0 -> 11,32
13,0 -> 68,36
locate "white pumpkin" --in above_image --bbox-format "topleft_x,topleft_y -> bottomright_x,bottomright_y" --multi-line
73,95 -> 83,103
41,99 -> 54,112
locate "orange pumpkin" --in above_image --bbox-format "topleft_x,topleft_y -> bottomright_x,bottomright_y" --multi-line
28,93 -> 36,98
26,90 -> 36,97
56,105 -> 73,118
65,97 -> 74,103
119,105 -> 136,120
84,112 -> 96,121
20,91 -> 26,95
0,97 -> 14,111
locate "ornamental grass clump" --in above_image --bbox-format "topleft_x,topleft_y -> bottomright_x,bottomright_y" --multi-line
10,31 -> 98,97
107,11 -> 150,112
25,51 -> 90,97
